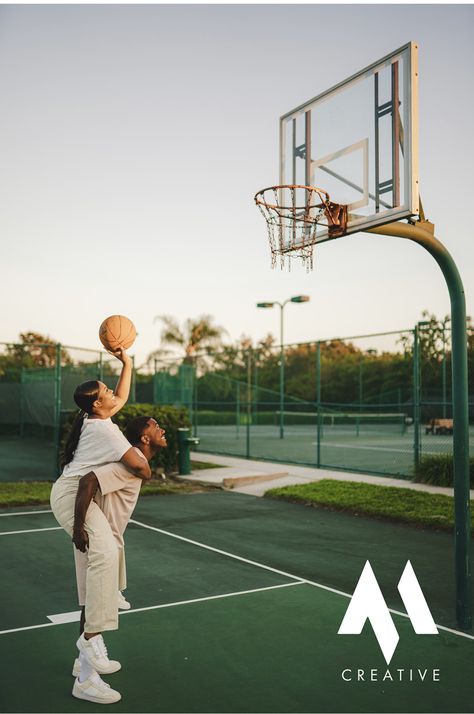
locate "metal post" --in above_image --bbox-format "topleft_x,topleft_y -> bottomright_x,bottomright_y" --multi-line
193,359 -> 198,437
357,360 -> 363,437
316,342 -> 321,468
246,349 -> 252,459
442,325 -> 447,419
236,381 -> 240,440
54,343 -> 62,475
153,359 -> 158,405
254,358 -> 258,427
99,352 -> 104,381
368,221 -> 471,630
279,304 -> 284,439
19,367 -> 25,438
131,356 -> 136,403
413,325 -> 420,470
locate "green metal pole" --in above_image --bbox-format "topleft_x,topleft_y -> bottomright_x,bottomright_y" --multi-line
254,358 -> 258,426
236,381 -> 240,440
368,221 -> 471,630
413,325 -> 420,471
442,326 -> 447,419
131,355 -> 136,403
19,367 -> 25,438
193,360 -> 198,437
99,352 -> 104,381
54,343 -> 62,475
246,349 -> 251,458
316,342 -> 321,468
280,305 -> 284,439
357,360 -> 362,437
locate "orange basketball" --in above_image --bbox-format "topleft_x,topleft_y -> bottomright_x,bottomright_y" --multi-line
99,315 -> 137,352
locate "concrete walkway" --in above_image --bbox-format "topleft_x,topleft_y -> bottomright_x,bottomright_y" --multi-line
184,451 -> 470,498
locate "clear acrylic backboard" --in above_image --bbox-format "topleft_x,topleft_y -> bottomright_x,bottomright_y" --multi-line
280,42 -> 419,243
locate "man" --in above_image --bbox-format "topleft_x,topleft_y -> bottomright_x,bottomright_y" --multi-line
71,416 -> 167,704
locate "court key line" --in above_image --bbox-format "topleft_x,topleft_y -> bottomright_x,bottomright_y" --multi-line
0,526 -> 62,536
0,582 -> 303,636
130,518 -> 474,644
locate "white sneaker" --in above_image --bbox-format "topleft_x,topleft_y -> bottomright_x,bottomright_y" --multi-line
72,656 -> 121,677
118,590 -> 131,610
76,633 -> 120,673
72,672 -> 121,704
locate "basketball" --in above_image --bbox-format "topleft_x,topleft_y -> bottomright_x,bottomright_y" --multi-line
99,315 -> 137,352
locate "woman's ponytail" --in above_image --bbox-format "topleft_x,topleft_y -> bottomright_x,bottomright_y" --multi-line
60,380 -> 100,469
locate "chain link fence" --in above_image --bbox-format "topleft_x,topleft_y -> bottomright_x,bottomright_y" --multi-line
1,323 -> 472,481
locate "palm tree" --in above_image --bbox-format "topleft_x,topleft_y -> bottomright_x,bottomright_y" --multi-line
146,314 -> 227,372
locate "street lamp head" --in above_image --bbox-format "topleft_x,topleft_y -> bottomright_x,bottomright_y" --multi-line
256,302 -> 275,308
290,295 -> 310,303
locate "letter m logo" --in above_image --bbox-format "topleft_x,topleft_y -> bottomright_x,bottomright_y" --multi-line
338,560 -> 438,664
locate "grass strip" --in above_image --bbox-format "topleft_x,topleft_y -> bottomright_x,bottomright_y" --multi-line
265,479 -> 474,533
0,482 -> 53,508
0,476 -> 221,508
189,460 -> 225,470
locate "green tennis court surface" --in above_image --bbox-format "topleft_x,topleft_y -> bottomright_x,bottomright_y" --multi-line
196,425 -> 474,478
1,492 -> 473,712
0,436 -> 57,481
2,424 -> 473,482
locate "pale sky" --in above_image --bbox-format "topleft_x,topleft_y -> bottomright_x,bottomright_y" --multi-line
0,4 -> 473,365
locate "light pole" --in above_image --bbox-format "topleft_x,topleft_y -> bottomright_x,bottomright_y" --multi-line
257,295 -> 310,439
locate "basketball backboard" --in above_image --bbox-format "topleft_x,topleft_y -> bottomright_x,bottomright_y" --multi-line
280,42 -> 419,243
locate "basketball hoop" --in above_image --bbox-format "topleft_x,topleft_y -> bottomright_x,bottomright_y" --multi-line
254,185 -> 348,271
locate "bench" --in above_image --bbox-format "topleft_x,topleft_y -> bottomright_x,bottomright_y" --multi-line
425,418 -> 453,435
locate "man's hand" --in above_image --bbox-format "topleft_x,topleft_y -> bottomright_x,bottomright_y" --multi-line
72,525 -> 89,552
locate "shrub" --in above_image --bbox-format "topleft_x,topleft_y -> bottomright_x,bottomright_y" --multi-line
414,454 -> 474,488
60,403 -> 191,475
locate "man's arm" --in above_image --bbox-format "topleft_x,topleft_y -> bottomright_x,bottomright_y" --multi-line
72,472 -> 100,552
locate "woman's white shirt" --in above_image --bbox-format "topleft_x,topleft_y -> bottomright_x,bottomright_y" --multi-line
62,417 -> 131,477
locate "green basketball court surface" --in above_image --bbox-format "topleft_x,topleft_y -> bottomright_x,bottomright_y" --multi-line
1,490 -> 473,713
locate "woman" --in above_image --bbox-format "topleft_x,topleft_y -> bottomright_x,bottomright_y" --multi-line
50,349 -> 151,704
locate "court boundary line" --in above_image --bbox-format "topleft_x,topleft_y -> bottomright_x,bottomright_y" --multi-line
0,509 -> 53,518
0,582 -> 303,636
130,518 -> 474,643
0,526 -> 62,536
1,510 -> 473,643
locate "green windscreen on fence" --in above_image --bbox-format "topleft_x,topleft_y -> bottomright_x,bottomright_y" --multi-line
189,326 -> 473,478
0,325 -> 472,482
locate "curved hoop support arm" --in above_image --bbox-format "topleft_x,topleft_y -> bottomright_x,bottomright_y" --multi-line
367,220 -> 471,631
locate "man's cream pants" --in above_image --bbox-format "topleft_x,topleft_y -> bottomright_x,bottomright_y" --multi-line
50,474 -> 119,633
74,462 -> 141,609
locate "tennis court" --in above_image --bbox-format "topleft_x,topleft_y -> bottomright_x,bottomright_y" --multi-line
1,490 -> 473,712
195,423 -> 474,478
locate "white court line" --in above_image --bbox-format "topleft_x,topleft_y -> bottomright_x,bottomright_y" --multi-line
47,611 -> 81,624
120,582 -> 303,617
0,582 -> 302,636
130,518 -> 474,643
0,527 -> 62,536
0,509 -> 53,518
130,519 -> 308,586
311,441 -> 444,456
0,514 -> 472,644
